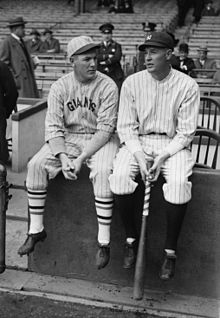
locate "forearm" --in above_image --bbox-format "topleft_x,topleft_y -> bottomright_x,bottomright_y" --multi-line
48,136 -> 66,157
78,130 -> 111,162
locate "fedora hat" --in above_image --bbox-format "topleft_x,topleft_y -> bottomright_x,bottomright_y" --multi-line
197,46 -> 209,52
7,17 -> 27,28
30,28 -> 40,36
43,28 -> 53,35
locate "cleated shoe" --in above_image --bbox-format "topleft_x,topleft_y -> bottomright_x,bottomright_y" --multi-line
96,243 -> 110,269
18,229 -> 47,256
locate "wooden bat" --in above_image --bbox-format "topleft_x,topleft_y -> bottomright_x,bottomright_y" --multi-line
133,158 -> 154,300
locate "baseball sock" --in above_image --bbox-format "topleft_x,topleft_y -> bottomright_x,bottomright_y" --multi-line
165,202 -> 187,251
27,189 -> 47,234
95,197 -> 113,245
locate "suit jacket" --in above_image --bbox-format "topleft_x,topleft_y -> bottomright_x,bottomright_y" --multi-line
97,40 -> 124,89
26,38 -> 44,54
0,61 -> 18,163
0,35 -> 39,98
41,37 -> 60,53
194,58 -> 217,78
176,56 -> 196,77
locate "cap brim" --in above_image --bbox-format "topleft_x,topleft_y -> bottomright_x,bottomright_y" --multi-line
139,42 -> 168,51
74,43 -> 100,55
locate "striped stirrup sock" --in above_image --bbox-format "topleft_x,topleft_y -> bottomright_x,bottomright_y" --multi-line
27,189 -> 47,234
95,197 -> 113,245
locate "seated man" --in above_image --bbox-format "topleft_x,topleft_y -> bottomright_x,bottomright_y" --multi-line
109,32 -> 200,280
26,28 -> 43,54
41,28 -> 60,53
194,46 -> 217,79
176,43 -> 196,77
18,36 -> 119,270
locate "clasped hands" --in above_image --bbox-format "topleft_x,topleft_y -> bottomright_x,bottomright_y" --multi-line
60,153 -> 84,181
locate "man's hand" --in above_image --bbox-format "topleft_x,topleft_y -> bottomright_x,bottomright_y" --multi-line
133,151 -> 148,182
59,153 -> 77,180
148,151 -> 170,182
71,157 -> 84,175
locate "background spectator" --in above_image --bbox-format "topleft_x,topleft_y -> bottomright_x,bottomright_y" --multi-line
176,43 -> 196,77
41,28 -> 60,53
0,61 -> 18,164
0,17 -> 39,98
97,23 -> 124,90
194,46 -> 217,78
202,0 -> 217,16
26,28 -> 43,54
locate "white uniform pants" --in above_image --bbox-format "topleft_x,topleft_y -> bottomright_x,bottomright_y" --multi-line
26,133 -> 119,199
109,135 -> 194,204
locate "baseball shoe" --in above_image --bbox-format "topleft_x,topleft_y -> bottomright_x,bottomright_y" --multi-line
159,252 -> 176,280
18,229 -> 47,256
96,243 -> 110,269
123,241 -> 137,269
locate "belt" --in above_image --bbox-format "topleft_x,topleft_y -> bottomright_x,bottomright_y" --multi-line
141,132 -> 167,136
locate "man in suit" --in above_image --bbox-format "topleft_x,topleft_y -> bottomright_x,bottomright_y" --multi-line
0,61 -> 18,164
41,29 -> 60,54
176,43 -> 196,77
0,17 -> 39,98
97,23 -> 124,90
194,46 -> 217,79
26,28 -> 43,54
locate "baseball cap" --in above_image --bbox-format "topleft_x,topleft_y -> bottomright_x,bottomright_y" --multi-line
139,31 -> 175,51
67,36 -> 100,59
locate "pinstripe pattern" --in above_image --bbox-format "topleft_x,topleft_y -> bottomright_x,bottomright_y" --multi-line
27,133 -> 119,198
117,68 -> 200,157
109,68 -> 198,206
45,70 -> 118,140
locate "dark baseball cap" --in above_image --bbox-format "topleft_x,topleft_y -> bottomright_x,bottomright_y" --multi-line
139,31 -> 175,51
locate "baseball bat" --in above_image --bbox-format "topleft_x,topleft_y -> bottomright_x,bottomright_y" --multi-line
133,158 -> 154,300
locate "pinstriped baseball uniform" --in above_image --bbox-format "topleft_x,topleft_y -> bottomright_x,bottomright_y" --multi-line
27,70 -> 119,197
109,68 -> 200,204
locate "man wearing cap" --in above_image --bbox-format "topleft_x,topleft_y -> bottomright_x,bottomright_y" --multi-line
26,28 -> 43,54
194,46 -> 216,79
109,31 -> 200,280
97,23 -> 124,90
17,36 -> 119,270
41,28 -> 60,53
0,17 -> 39,98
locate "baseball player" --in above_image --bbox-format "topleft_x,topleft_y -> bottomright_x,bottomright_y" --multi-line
97,23 -> 124,90
18,36 -> 119,270
109,31 -> 200,279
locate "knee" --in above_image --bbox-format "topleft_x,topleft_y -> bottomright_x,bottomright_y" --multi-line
163,178 -> 192,204
27,156 -> 45,174
109,170 -> 138,195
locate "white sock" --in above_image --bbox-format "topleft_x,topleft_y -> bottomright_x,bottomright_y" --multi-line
95,197 -> 113,245
126,237 -> 136,244
28,189 -> 47,234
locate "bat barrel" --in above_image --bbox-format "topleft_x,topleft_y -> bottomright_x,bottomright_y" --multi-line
133,215 -> 148,300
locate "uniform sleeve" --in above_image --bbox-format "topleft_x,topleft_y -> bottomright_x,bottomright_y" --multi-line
45,81 -> 65,142
96,80 -> 119,133
164,81 -> 200,156
117,79 -> 142,153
